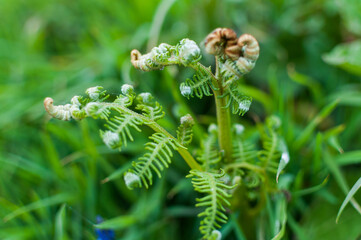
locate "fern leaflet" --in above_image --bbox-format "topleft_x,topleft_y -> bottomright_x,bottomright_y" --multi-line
257,116 -> 282,174
197,125 -> 221,171
221,86 -> 252,116
136,101 -> 164,122
187,169 -> 235,240
127,133 -> 181,189
232,137 -> 257,163
104,114 -> 143,147
177,114 -> 194,147
180,65 -> 214,99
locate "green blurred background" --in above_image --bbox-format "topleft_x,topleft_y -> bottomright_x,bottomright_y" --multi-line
0,0 -> 360,239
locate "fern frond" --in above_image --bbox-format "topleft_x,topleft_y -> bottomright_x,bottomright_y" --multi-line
187,169 -> 235,240
257,116 -> 282,173
135,92 -> 165,121
136,102 -> 164,122
131,39 -> 201,71
177,114 -> 194,147
221,86 -> 252,116
126,133 -> 181,189
104,114 -> 143,147
114,84 -> 136,107
232,138 -> 257,163
197,124 -> 221,171
180,65 -> 215,99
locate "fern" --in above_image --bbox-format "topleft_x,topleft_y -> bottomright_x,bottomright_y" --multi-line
136,101 -> 164,122
233,138 -> 257,163
104,114 -> 143,148
220,86 -> 252,116
187,169 -> 235,240
257,116 -> 282,174
126,133 -> 182,189
177,114 -> 194,147
197,124 -> 221,171
180,66 -> 213,99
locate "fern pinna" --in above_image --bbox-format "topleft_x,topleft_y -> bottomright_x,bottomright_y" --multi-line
187,169 -> 236,240
45,28 -> 292,240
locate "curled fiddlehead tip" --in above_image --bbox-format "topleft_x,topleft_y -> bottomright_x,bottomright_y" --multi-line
124,172 -> 141,190
131,39 -> 201,72
44,97 -> 72,121
121,84 -> 134,95
177,38 -> 201,66
204,28 -> 238,57
237,34 -> 260,61
44,97 -> 54,111
233,123 -> 245,136
137,92 -> 153,104
238,99 -> 251,113
86,86 -> 103,100
100,130 -> 122,149
208,123 -> 218,133
211,230 -> 222,240
180,114 -> 194,125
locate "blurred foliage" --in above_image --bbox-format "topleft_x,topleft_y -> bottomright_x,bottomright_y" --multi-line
0,0 -> 360,239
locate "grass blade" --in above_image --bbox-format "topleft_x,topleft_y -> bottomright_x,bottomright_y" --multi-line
3,193 -> 73,222
336,177 -> 361,223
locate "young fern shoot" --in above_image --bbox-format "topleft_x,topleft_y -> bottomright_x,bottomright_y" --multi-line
43,28 -> 292,240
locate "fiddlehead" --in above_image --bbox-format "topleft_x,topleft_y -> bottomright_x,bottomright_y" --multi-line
130,38 -> 201,71
176,114 -> 195,147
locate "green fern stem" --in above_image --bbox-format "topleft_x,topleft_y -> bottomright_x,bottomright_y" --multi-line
214,58 -> 233,163
106,103 -> 202,171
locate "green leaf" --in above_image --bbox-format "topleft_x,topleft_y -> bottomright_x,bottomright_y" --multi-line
271,195 -> 287,240
323,40 -> 361,76
294,100 -> 339,150
334,150 -> 361,166
276,138 -> 290,183
334,0 -> 361,35
3,193 -> 73,222
94,215 -> 137,230
55,204 -> 67,240
324,151 -> 361,216
336,177 -> 361,223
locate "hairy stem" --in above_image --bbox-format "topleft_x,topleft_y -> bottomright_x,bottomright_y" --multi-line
108,103 -> 202,171
214,58 -> 233,163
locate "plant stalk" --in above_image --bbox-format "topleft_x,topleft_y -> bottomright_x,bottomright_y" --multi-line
214,57 -> 233,163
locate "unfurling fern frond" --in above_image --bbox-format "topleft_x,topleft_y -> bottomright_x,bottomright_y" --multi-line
220,86 -> 252,116
232,138 -> 257,163
180,65 -> 214,99
125,133 -> 182,189
197,124 -> 221,171
232,124 -> 257,163
257,116 -> 282,174
130,38 -> 201,71
103,114 -> 143,148
177,114 -> 194,147
187,169 -> 236,240
135,92 -> 165,122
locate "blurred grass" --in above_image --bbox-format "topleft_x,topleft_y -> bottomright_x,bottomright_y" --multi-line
0,0 -> 360,239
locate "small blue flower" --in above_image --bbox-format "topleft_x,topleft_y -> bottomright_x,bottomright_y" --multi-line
95,216 -> 115,240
